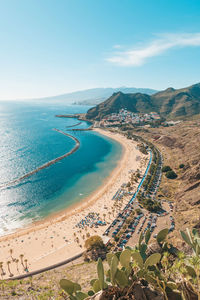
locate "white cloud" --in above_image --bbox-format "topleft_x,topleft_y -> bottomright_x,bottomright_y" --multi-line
106,33 -> 200,66
113,44 -> 122,49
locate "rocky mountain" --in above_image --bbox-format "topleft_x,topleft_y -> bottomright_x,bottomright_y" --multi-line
86,83 -> 200,120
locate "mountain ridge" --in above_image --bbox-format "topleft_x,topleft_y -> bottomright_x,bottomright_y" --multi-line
27,87 -> 157,105
86,83 -> 200,120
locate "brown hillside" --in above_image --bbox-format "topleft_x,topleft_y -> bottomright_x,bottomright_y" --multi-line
151,83 -> 200,118
86,83 -> 200,120
86,92 -> 153,120
137,120 -> 200,241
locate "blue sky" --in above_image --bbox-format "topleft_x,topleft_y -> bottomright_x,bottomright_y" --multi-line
0,0 -> 200,100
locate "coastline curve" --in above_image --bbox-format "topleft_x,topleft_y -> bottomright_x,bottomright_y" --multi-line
0,128 -> 150,280
0,129 -> 80,190
5,130 -> 152,280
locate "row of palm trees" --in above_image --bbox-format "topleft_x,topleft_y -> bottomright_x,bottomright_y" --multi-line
0,251 -> 29,278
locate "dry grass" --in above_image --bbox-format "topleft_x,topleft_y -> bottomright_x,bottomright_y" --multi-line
0,258 -> 104,299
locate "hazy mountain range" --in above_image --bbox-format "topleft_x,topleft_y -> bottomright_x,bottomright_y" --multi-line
32,87 -> 157,105
86,83 -> 200,120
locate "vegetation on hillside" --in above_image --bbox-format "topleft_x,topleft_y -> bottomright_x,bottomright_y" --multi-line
162,166 -> 177,179
60,228 -> 200,300
162,166 -> 172,173
165,170 -> 178,179
179,164 -> 185,169
128,119 -> 200,245
84,236 -> 107,262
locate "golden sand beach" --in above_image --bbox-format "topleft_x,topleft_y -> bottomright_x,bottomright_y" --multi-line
0,129 -> 148,278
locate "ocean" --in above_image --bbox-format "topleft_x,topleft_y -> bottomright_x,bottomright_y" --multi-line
0,101 -> 122,236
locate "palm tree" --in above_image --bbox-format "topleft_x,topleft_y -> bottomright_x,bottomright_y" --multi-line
103,213 -> 106,221
111,209 -> 114,217
24,259 -> 28,272
15,259 -> 19,273
0,262 -> 2,273
9,249 -> 14,261
19,254 -> 24,268
0,262 -> 5,277
7,261 -> 13,277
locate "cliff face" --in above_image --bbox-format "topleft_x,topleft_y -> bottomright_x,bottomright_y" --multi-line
86,83 -> 200,120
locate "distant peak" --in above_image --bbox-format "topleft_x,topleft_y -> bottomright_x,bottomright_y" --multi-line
112,91 -> 123,96
165,87 -> 175,92
191,82 -> 200,88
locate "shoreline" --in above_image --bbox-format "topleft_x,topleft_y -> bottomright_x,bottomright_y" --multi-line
0,128 -> 147,278
0,128 -> 125,241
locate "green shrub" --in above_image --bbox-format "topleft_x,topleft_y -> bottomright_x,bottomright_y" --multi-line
162,165 -> 172,172
135,208 -> 142,215
179,163 -> 185,169
138,197 -> 161,212
84,236 -> 104,250
165,170 -> 177,179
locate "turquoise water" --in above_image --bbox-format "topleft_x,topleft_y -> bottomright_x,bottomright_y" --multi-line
0,101 -> 122,235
